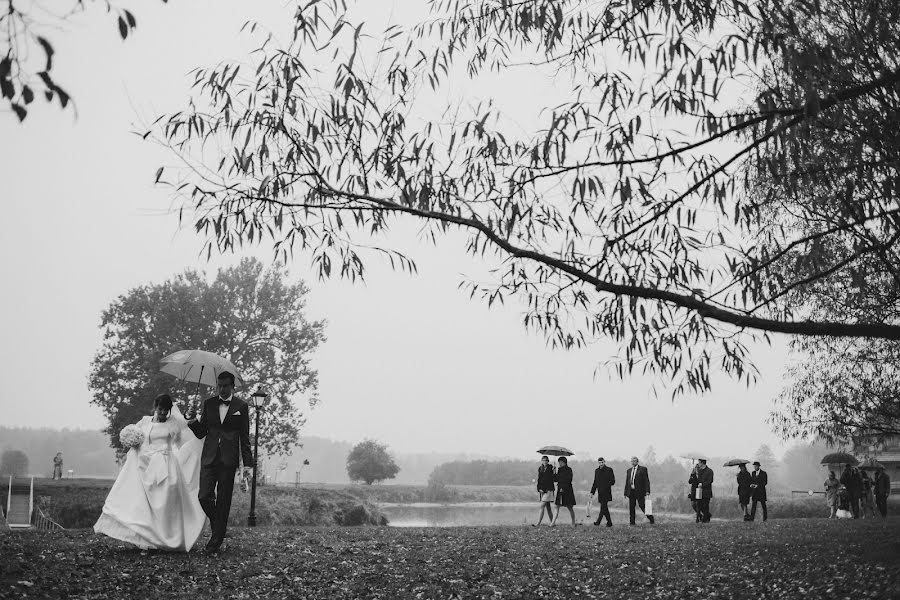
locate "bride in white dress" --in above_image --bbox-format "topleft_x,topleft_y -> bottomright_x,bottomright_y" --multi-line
94,394 -> 206,551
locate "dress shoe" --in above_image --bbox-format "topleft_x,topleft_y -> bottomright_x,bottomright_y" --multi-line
593,520 -> 602,526
606,522 -> 613,527
648,515 -> 655,524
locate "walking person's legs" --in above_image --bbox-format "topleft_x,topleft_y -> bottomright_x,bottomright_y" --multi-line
567,506 -> 576,525
749,498 -> 757,521
628,493 -> 637,524
600,500 -> 612,526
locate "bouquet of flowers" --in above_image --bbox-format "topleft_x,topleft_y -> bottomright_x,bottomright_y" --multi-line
119,424 -> 144,451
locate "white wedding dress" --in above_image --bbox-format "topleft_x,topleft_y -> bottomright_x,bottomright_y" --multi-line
94,407 -> 206,551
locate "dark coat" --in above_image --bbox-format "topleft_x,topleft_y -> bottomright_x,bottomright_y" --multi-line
737,469 -> 752,502
188,395 -> 253,469
554,465 -> 576,507
840,467 -> 862,495
624,465 -> 650,497
874,471 -> 891,497
688,471 -> 699,500
590,465 -> 616,502
537,464 -> 555,493
749,469 -> 768,501
696,466 -> 714,499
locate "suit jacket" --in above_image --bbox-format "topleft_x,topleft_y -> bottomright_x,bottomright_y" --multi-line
624,465 -> 650,497
590,465 -> 616,502
696,466 -> 714,499
188,395 -> 253,469
840,468 -> 862,495
749,469 -> 767,501
874,472 -> 891,497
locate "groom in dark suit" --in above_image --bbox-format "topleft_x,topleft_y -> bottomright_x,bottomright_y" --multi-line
188,371 -> 253,552
624,456 -> 655,525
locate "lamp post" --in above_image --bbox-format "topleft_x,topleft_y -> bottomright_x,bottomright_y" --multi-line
247,388 -> 268,527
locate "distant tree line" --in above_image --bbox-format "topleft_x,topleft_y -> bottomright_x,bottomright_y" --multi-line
0,427 -> 118,478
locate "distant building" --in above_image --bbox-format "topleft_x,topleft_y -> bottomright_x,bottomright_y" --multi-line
853,435 -> 900,491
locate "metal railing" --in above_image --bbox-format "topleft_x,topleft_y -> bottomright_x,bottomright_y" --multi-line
31,505 -> 64,531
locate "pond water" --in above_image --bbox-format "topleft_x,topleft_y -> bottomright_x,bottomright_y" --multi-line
379,502 -> 689,527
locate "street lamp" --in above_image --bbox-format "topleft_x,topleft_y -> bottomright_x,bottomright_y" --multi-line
247,388 -> 268,527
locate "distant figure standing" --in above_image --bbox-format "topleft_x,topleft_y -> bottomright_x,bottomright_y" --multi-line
52,452 -> 63,480
624,456 -> 654,525
534,456 -> 556,526
590,457 -> 615,527
874,466 -> 891,518
839,464 -> 862,518
551,456 -> 577,527
695,459 -> 713,523
824,471 -> 840,519
859,471 -> 876,518
737,463 -> 752,521
748,461 -> 767,522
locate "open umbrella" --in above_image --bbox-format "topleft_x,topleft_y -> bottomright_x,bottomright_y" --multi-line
820,452 -> 858,466
723,458 -> 750,467
537,445 -> 574,457
160,349 -> 244,389
679,453 -> 707,461
858,457 -> 886,470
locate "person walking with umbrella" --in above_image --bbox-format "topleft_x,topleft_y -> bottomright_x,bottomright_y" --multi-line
551,456 -> 578,527
533,455 -> 556,526
736,463 -> 752,520
839,463 -> 862,519
187,371 -> 253,552
695,459 -> 714,523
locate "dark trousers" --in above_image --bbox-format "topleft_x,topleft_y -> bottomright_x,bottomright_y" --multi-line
697,497 -> 711,522
594,499 -> 612,524
198,455 -> 237,541
849,493 -> 860,518
750,498 -> 767,521
876,494 -> 888,518
628,492 -> 647,524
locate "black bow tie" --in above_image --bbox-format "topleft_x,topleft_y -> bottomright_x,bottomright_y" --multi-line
219,398 -> 231,404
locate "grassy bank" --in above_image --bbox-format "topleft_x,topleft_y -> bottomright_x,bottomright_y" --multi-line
30,479 -> 386,529
2,519 -> 899,599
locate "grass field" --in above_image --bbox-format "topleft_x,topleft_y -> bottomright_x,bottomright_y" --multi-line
2,519 -> 898,599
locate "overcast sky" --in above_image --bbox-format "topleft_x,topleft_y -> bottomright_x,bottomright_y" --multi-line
0,0 -> 796,462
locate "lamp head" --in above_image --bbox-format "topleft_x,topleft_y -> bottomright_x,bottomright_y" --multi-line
250,388 -> 269,408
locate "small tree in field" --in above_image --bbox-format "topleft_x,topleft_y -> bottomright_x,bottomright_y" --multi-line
0,450 -> 29,477
346,439 -> 400,485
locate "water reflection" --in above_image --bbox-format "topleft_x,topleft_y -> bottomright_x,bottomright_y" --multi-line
380,502 -> 656,527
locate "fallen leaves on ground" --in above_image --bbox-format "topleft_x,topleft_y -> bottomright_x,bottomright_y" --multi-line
2,519 -> 899,599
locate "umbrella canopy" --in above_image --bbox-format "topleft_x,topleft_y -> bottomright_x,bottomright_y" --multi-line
723,458 -> 750,467
537,445 -> 574,457
160,349 -> 244,388
858,457 -> 886,470
820,452 -> 858,466
679,453 -> 707,461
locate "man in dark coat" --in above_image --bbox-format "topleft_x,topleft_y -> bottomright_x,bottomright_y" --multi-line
748,461 -> 768,522
695,459 -> 714,523
840,464 -> 863,518
590,457 -> 616,527
624,456 -> 654,525
873,466 -> 891,518
187,371 -> 253,552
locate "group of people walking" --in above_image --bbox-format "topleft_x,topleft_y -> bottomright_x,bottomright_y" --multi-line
535,456 -> 771,526
534,456 -> 656,527
824,465 -> 891,519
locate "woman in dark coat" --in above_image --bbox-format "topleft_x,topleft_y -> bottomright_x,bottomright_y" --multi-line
736,463 -> 752,521
688,465 -> 700,522
534,455 -> 556,526
552,456 -> 577,527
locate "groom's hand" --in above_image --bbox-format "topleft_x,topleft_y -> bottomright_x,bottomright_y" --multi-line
243,466 -> 253,478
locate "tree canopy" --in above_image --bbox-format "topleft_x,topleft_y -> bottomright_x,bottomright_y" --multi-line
154,0 -> 900,395
0,449 -> 30,477
346,439 -> 401,485
88,257 -> 325,455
